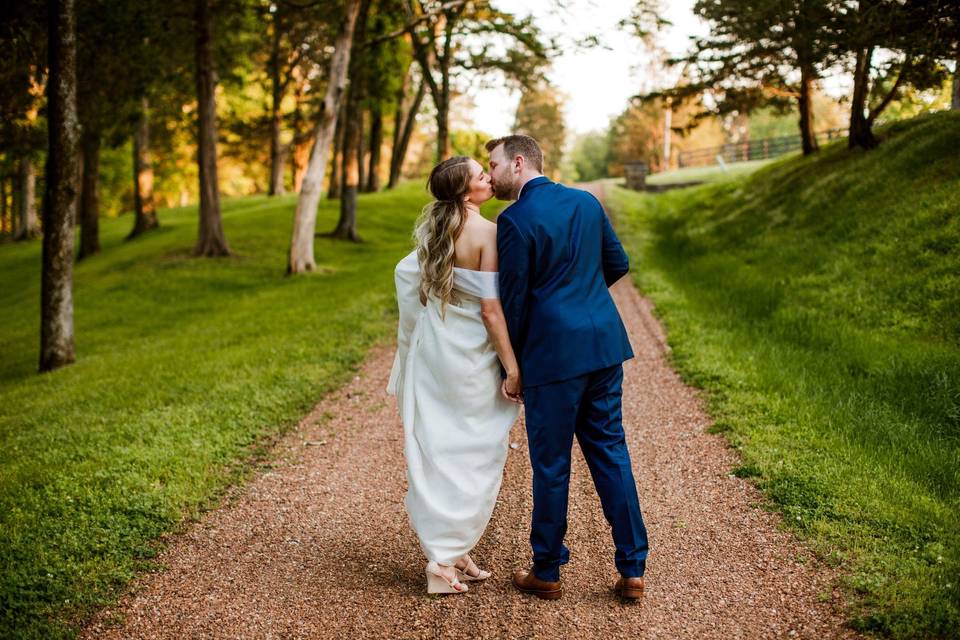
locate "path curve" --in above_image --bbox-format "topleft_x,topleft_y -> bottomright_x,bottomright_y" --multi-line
84,184 -> 857,639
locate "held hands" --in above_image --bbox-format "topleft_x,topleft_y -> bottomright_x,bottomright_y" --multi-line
501,372 -> 523,405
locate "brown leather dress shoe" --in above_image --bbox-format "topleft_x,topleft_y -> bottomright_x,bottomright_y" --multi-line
614,575 -> 645,600
512,569 -> 563,600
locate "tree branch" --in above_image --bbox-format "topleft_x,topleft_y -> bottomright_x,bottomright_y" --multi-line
362,0 -> 467,49
868,55 -> 912,123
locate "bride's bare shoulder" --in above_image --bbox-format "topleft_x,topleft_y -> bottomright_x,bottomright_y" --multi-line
462,213 -> 497,240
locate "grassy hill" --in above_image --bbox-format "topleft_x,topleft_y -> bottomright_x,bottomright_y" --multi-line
609,111 -> 960,638
0,183 -> 448,638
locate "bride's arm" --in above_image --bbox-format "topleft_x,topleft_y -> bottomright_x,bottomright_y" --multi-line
478,229 -> 522,402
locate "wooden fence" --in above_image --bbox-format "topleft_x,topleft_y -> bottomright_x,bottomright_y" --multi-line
677,128 -> 846,168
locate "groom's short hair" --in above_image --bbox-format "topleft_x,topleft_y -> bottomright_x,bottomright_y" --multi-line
485,135 -> 544,172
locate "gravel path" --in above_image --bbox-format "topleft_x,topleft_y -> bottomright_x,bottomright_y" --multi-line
83,186 -> 857,639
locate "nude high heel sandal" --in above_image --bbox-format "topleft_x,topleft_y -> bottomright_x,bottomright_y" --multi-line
455,554 -> 491,582
426,561 -> 468,594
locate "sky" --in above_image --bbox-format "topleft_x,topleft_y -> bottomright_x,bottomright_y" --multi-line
467,0 -> 709,136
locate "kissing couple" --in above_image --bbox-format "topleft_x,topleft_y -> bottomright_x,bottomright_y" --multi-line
387,135 -> 649,600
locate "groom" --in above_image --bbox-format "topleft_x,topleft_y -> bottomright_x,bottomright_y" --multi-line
487,135 -> 649,601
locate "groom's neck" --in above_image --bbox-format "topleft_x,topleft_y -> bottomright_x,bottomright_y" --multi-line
516,172 -> 543,200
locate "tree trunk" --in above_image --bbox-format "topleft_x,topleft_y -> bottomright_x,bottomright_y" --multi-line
328,84 -> 362,241
292,134 -> 311,193
287,0 -> 361,273
355,108 -> 366,193
434,12 -> 457,161
128,96 -> 159,239
77,128 -> 101,260
798,59 -> 819,155
388,69 -> 409,189
951,57 -> 959,111
388,77 -> 425,189
435,89 -> 449,161
1,173 -> 8,237
290,70 -> 311,192
193,0 -> 231,256
268,12 -> 286,196
327,96 -> 347,199
848,46 -> 877,150
16,156 -> 40,240
40,0 -> 78,372
365,104 -> 382,192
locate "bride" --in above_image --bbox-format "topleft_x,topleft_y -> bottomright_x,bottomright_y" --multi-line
387,156 -> 522,594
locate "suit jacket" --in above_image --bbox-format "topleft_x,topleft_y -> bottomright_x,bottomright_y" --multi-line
496,176 -> 634,387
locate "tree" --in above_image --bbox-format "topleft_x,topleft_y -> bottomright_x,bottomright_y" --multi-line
361,6 -> 408,193
75,0 -> 136,259
569,131 -> 610,182
40,0 -> 79,372
839,0 -> 959,149
326,0 -> 372,242
17,154 -> 40,240
287,0 -> 362,274
324,0 -> 409,238
388,58 -> 425,188
403,0 -> 553,161
129,96 -> 159,238
658,0 -> 835,156
514,81 -> 566,179
0,1 -> 45,241
193,0 -> 231,256
261,0 -> 333,197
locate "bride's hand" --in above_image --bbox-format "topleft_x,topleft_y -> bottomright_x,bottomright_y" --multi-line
501,373 -> 523,404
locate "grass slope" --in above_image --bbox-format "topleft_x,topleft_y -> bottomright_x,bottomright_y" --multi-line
0,182 -> 441,638
610,112 -> 960,638
644,158 -> 779,186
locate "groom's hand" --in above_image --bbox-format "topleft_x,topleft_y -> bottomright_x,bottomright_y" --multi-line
502,374 -> 523,404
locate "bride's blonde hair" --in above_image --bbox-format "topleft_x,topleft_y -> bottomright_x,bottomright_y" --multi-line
414,156 -> 473,315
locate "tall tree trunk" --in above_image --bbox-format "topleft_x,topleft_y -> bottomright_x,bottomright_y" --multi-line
388,77 -> 425,189
268,12 -> 286,196
1,173 -> 7,237
952,57 -> 959,111
77,128 -> 101,260
328,85 -> 362,241
128,96 -> 159,239
16,156 -> 40,240
287,0 -> 361,273
434,11 -> 457,161
290,70 -> 311,192
193,0 -> 230,256
292,134 -> 311,193
40,0 -> 78,372
388,69 -> 410,189
327,96 -> 347,199
848,45 -> 876,150
355,107 -> 366,193
365,105 -> 381,192
435,88 -> 449,162
798,59 -> 819,155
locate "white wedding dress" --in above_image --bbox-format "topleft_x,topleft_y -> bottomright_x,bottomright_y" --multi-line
387,250 -> 519,565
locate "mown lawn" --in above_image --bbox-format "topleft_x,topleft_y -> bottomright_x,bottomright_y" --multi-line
0,182 -> 443,638
610,112 -> 960,638
644,158 -> 779,186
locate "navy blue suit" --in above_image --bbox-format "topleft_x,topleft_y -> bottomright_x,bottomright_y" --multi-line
497,176 -> 649,581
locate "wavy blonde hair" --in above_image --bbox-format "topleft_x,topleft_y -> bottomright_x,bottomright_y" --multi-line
414,156 -> 473,315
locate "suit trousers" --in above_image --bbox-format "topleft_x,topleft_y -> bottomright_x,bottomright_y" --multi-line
522,364 -> 649,582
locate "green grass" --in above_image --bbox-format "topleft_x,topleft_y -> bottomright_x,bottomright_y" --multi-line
0,181 -> 445,638
644,158 -> 780,186
609,111 -> 960,638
